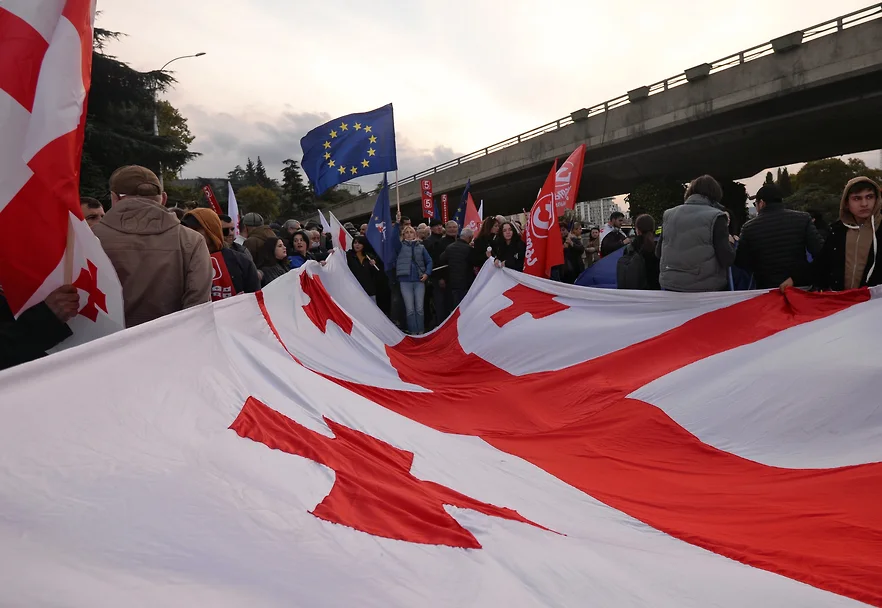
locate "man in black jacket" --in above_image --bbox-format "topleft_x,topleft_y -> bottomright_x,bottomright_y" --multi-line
1,285 -> 78,371
424,219 -> 450,328
736,184 -> 823,289
440,227 -> 475,308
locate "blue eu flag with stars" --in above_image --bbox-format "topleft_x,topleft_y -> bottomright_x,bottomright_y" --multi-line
301,104 -> 398,196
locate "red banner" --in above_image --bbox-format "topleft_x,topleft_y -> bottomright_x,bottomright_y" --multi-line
420,179 -> 434,219
524,161 -> 564,278
441,194 -> 449,223
554,144 -> 586,217
202,185 -> 222,215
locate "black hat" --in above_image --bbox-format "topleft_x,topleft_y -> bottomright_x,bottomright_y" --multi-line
751,184 -> 783,204
429,218 -> 444,227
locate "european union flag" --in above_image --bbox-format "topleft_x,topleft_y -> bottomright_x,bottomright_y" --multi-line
366,174 -> 399,271
301,104 -> 398,196
452,179 -> 471,234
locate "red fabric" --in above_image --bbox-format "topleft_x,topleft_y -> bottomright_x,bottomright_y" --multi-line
463,193 -> 481,236
202,185 -> 222,215
231,396 -> 553,548
209,252 -> 236,301
300,273 -> 353,335
259,287 -> 882,605
441,194 -> 449,223
554,144 -> 586,217
71,260 -> 107,321
491,284 -> 570,328
0,2 -> 92,315
0,8 -> 49,112
523,162 -> 564,278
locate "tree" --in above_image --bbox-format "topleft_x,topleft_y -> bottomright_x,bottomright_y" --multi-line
776,167 -> 793,197
228,165 -> 247,190
254,156 -> 277,189
785,157 -> 882,221
156,100 -> 196,183
792,158 -> 854,195
279,159 -> 313,218
80,28 -> 199,201
245,158 -> 258,187
765,171 -> 775,185
625,179 -> 686,223
236,185 -> 280,219
784,185 -> 839,219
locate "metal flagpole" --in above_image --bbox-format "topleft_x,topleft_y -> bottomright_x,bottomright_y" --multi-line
395,170 -> 401,217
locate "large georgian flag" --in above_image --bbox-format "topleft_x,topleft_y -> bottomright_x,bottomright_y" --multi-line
0,251 -> 879,607
0,0 -> 124,347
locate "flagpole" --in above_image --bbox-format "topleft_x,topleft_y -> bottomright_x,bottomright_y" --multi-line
394,169 -> 401,217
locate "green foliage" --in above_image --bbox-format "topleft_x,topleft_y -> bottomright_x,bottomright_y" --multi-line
776,167 -> 793,197
80,28 -> 199,201
784,157 -> 882,221
157,100 -> 196,183
165,183 -> 201,208
625,179 -> 686,223
765,171 -> 774,185
228,165 -> 247,190
237,185 -> 280,219
279,159 -> 313,219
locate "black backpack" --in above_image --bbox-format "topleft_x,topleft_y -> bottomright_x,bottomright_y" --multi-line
616,246 -> 648,290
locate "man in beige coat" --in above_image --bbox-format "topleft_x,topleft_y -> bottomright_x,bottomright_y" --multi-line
93,166 -> 212,327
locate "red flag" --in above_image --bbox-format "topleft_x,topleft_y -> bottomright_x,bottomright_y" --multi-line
524,162 -> 564,278
328,210 -> 353,252
463,193 -> 481,236
202,185 -> 223,215
554,144 -> 586,217
0,0 -> 127,350
441,194 -> 449,223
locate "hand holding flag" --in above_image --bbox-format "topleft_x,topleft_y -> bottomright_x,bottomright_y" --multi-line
301,104 -> 398,196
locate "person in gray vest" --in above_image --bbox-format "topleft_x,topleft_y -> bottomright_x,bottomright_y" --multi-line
656,175 -> 736,292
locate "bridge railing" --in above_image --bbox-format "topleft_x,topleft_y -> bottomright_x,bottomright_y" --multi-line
327,3 -> 882,214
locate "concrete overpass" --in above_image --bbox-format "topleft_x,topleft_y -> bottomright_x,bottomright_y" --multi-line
328,4 -> 882,223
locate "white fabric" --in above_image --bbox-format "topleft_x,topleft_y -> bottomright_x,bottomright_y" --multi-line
227,181 -> 240,239
328,210 -> 353,252
318,209 -> 331,235
0,255 -> 875,607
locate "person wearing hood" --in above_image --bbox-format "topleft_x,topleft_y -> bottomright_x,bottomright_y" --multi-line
656,175 -> 736,292
808,177 -> 882,291
181,209 -> 260,300
93,165 -> 212,327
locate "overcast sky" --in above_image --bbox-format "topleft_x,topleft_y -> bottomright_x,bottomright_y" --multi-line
97,0 -> 880,199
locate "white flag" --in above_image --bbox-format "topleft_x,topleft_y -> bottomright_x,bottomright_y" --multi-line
319,210 -> 332,235
0,254 -> 880,606
227,181 -> 240,240
328,210 -> 353,252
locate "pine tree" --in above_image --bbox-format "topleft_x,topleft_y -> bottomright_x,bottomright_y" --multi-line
244,158 -> 257,187
279,159 -> 313,218
227,165 -> 246,190
254,156 -> 278,189
776,167 -> 793,197
765,171 -> 775,185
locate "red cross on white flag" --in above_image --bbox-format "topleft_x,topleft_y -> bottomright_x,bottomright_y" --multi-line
0,0 -> 124,348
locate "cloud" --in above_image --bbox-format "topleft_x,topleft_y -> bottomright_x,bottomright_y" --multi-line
178,106 -> 464,189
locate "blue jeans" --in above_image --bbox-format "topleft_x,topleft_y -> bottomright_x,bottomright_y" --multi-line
399,280 -> 425,334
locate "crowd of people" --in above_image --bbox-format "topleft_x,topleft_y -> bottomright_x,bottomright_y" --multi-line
2,166 -> 880,371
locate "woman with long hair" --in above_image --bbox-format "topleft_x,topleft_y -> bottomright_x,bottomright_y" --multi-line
470,216 -> 500,270
395,225 -> 433,334
347,235 -> 380,302
287,230 -> 313,269
492,221 -> 526,271
257,237 -> 290,287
